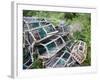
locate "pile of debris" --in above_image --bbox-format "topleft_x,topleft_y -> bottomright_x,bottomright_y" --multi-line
23,17 -> 87,69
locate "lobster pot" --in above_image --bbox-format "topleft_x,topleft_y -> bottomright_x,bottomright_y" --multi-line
31,28 -> 47,40
36,35 -> 66,59
71,40 -> 87,64
46,47 -> 76,68
23,17 -> 58,43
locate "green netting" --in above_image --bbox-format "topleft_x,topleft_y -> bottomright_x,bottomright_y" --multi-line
57,59 -> 65,65
38,28 -> 47,38
46,42 -> 56,52
29,22 -> 39,29
44,25 -> 55,33
38,46 -> 46,55
62,52 -> 70,60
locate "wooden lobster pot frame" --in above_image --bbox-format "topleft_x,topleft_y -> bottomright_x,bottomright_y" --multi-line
46,47 -> 76,68
23,17 -> 58,43
36,35 -> 66,59
71,40 -> 87,64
